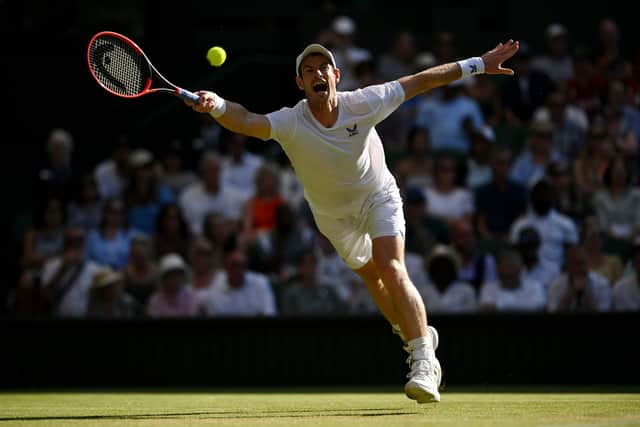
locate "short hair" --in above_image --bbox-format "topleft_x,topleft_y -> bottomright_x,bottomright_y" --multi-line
602,156 -> 631,188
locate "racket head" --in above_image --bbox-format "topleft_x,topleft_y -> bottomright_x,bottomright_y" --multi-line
87,31 -> 155,98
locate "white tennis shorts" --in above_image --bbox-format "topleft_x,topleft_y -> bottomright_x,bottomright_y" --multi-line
312,187 -> 406,270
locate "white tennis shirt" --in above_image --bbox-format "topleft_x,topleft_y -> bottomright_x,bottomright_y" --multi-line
266,81 -> 405,218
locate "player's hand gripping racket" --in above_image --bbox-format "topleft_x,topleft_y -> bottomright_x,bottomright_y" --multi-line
87,31 -> 200,103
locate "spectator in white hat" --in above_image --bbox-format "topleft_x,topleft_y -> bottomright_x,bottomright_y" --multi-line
531,23 -> 574,83
146,253 -> 199,317
320,15 -> 372,90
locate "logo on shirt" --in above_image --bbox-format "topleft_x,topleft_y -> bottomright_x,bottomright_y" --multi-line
346,124 -> 359,137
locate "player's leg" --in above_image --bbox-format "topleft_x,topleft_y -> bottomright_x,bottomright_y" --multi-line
353,260 -> 401,326
371,235 -> 426,340
371,235 -> 441,403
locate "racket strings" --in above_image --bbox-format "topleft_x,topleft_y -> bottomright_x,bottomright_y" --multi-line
89,35 -> 150,96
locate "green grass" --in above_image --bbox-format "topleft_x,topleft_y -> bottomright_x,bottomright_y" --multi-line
1,387 -> 639,426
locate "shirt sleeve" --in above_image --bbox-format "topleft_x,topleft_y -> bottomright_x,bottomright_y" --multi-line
348,81 -> 406,124
266,106 -> 297,145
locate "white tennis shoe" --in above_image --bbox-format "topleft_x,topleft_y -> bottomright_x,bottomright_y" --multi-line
403,326 -> 442,403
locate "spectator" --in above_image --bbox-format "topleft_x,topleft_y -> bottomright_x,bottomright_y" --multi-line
393,125 -> 433,191
152,202 -> 191,258
153,202 -> 191,259
547,158 -> 591,223
86,199 -> 137,270
122,234 -> 158,309
533,88 -> 587,161
35,128 -> 75,202
432,31 -> 457,65
179,151 -> 246,236
403,186 -> 450,256
509,178 -> 579,271
200,250 -> 277,316
425,154 -> 474,227
592,156 -> 640,247
595,18 -> 624,75
531,23 -> 575,84
581,216 -> 624,286
158,139 -> 197,196
220,132 -> 264,200
188,238 -> 220,305
280,249 -> 344,316
202,212 -> 236,257
67,173 -> 103,232
377,29 -> 417,81
475,145 -> 528,241
479,249 -> 546,312
605,79 -> 640,144
124,149 -> 175,235
464,124 -> 496,190
547,245 -> 612,312
246,203 -> 314,279
94,135 -> 130,200
568,46 -> 607,120
87,267 -> 138,318
500,41 -> 555,123
514,226 -> 559,294
21,197 -> 66,272
612,244 -> 640,311
321,15 -> 372,90
573,120 -> 612,202
510,117 -> 562,187
147,253 -> 199,318
415,78 -> 485,154
421,245 -> 477,313
451,221 -> 498,291
241,162 -> 285,239
39,227 -> 102,317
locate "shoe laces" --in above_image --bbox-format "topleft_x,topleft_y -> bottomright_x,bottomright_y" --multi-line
407,359 -> 434,379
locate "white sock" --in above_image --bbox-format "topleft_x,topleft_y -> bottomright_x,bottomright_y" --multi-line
408,336 -> 434,361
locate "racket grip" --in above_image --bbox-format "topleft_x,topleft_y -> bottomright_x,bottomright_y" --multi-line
175,88 -> 201,103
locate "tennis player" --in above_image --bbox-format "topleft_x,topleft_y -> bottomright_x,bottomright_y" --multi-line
187,39 -> 519,403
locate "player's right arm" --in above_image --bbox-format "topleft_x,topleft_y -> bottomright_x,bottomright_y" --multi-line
187,91 -> 271,141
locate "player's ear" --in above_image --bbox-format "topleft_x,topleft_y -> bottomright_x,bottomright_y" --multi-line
333,67 -> 341,84
295,75 -> 304,91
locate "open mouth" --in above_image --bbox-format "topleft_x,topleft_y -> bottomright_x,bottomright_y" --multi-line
313,82 -> 328,93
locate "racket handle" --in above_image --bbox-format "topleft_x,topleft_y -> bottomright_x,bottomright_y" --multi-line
175,88 -> 201,103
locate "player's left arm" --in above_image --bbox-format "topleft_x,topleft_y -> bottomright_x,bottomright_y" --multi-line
399,39 -> 519,101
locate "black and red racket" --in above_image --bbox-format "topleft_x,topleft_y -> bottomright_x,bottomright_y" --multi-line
87,31 -> 200,103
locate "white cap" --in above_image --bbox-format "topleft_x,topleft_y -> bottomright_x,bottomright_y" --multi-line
332,15 -> 355,35
295,43 -> 337,76
158,253 -> 189,277
415,51 -> 437,70
128,148 -> 153,168
546,23 -> 567,39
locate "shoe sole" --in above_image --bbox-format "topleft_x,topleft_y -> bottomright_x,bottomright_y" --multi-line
405,380 -> 441,403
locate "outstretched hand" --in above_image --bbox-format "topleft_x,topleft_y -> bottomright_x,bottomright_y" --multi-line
481,39 -> 519,75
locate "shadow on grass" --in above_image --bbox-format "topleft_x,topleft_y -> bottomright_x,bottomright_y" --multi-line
0,407 -> 417,422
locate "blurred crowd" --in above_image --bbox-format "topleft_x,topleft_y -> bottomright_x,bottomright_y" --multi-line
7,16 -> 640,318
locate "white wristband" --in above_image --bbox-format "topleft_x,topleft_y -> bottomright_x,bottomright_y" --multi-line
457,57 -> 485,78
209,93 -> 227,118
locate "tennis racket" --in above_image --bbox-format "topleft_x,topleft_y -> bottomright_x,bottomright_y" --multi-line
87,31 -> 200,103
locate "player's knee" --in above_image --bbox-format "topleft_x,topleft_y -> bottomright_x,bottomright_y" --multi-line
377,258 -> 407,284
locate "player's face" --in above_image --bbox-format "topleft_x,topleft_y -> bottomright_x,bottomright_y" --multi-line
296,54 -> 340,102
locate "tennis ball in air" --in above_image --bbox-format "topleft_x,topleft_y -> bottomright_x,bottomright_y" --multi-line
206,46 -> 226,67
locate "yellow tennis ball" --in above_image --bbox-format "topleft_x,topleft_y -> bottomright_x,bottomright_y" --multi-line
206,46 -> 226,67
